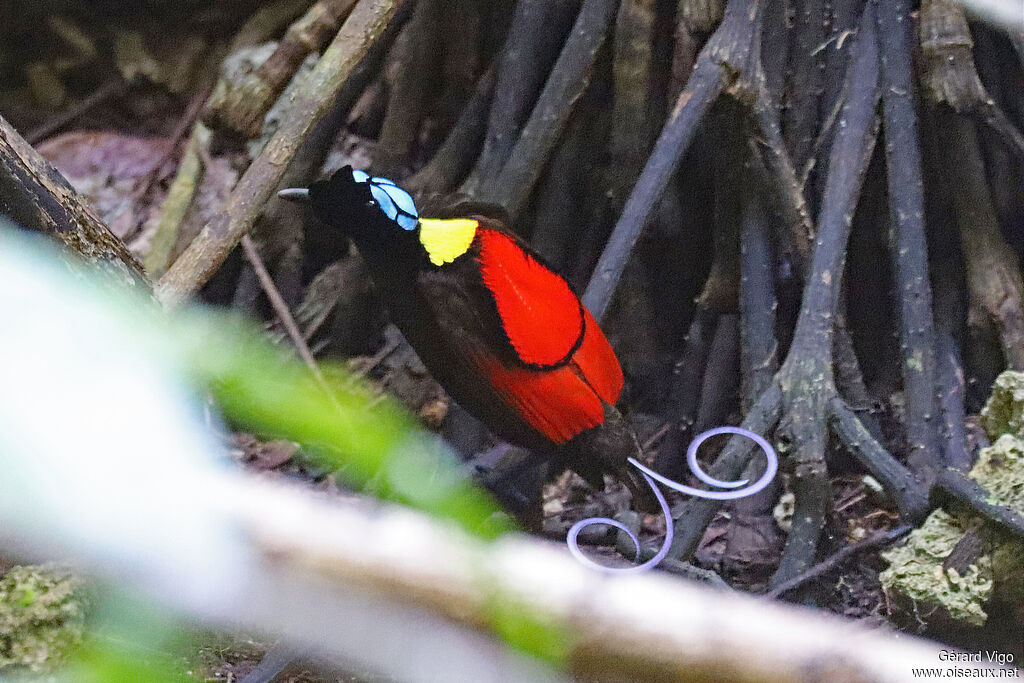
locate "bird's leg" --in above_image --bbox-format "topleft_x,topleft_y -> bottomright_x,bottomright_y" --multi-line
470,445 -> 548,526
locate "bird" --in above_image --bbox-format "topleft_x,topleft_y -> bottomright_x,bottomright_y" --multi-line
280,166 -> 652,508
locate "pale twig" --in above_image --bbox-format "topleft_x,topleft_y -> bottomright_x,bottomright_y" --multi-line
240,235 -> 322,380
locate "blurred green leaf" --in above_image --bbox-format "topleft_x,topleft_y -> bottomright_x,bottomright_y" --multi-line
172,313 -> 515,540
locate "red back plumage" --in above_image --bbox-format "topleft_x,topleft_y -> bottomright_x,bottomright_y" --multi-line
475,228 -> 624,443
478,229 -> 583,366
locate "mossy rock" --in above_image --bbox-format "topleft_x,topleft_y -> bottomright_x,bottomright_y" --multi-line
881,434 -> 1024,627
880,509 -> 993,625
0,564 -> 88,672
981,371 -> 1024,441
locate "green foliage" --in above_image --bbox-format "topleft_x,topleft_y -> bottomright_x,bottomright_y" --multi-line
484,591 -> 572,665
172,311 -> 514,540
981,370 -> 1024,440
0,227 -> 524,679
0,565 -> 88,673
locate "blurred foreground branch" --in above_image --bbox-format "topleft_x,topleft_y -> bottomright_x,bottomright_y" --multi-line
954,0 -> 1024,34
7,471 -> 982,683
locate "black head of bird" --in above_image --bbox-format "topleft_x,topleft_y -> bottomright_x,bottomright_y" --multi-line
281,165 -> 419,245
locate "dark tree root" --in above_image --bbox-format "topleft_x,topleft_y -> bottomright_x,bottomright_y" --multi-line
694,313 -> 740,435
667,385 -> 782,560
404,66 -> 495,195
765,524 -> 913,600
748,95 -> 814,268
530,87 -> 605,270
654,307 -> 721,480
919,0 -> 1024,164
933,469 -> 1024,542
828,398 -> 930,522
830,396 -> 1024,551
460,0 -> 578,195
935,333 -> 974,472
877,0 -> 943,487
664,4 -> 883,588
732,171 -> 781,523
832,319 -> 884,441
606,0 -> 660,207
374,0 -> 442,174
739,165 -> 778,409
781,0 -> 827,173
653,114 -> 744,478
583,0 -> 761,322
937,112 -> 1024,371
920,3 -> 1024,375
568,0 -> 891,587
481,0 -> 621,219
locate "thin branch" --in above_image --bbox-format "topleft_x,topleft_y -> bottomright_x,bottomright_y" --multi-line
26,77 -> 131,145
241,235 -> 322,379
156,0 -> 413,308
765,525 -> 914,600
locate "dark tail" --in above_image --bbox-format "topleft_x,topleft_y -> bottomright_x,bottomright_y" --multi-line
566,404 -> 660,512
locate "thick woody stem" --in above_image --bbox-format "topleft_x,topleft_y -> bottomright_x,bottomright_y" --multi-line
156,0 -> 413,308
0,113 -> 147,288
877,0 -> 942,485
203,0 -> 358,139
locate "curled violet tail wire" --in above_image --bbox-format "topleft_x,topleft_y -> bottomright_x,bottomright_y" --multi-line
566,426 -> 778,574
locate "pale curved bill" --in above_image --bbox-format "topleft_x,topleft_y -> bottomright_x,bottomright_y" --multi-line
278,188 -> 310,201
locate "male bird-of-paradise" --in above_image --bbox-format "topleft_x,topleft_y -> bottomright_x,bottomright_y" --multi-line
280,166 -> 653,507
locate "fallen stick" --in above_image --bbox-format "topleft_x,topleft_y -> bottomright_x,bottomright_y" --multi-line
765,525 -> 914,599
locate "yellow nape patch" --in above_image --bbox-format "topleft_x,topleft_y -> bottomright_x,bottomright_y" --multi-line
418,218 -> 478,266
